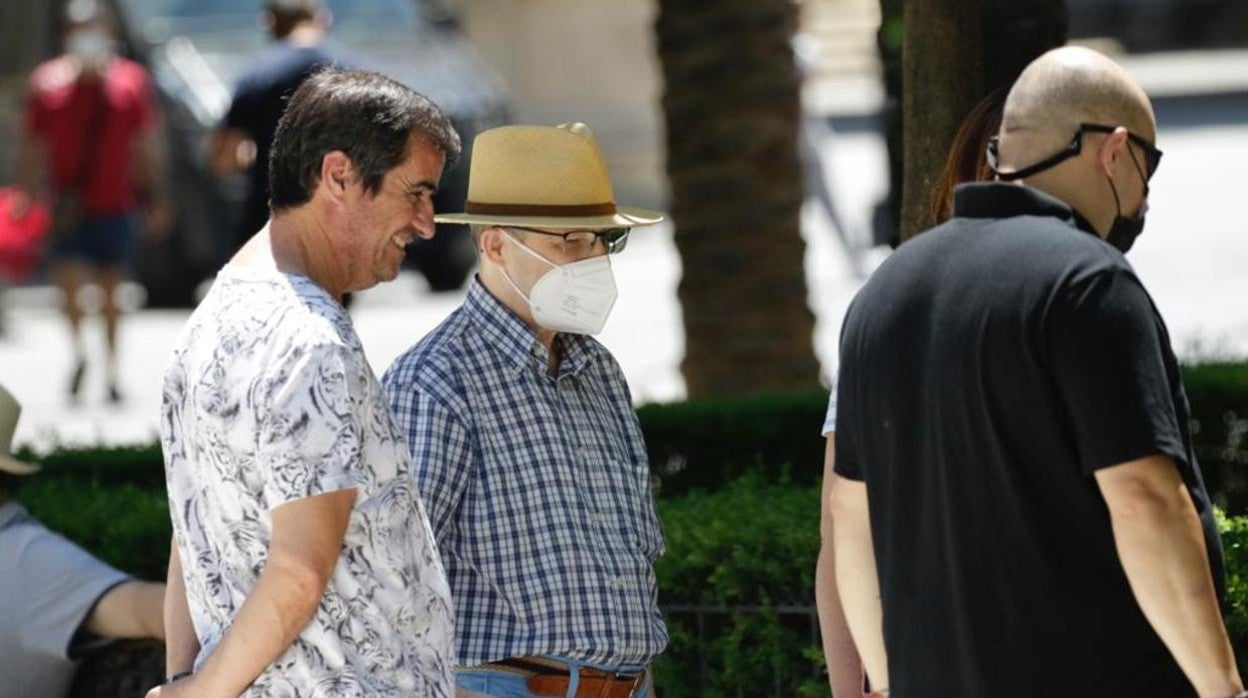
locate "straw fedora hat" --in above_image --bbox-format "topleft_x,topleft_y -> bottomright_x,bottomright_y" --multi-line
0,385 -> 39,476
434,122 -> 665,230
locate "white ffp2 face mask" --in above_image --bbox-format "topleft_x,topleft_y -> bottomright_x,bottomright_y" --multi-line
500,231 -> 618,335
67,29 -> 113,66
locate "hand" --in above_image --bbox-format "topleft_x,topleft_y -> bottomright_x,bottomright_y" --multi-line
144,674 -> 200,698
8,190 -> 31,219
142,200 -> 174,240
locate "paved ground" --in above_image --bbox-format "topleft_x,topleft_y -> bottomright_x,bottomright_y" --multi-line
2,49 -> 1246,449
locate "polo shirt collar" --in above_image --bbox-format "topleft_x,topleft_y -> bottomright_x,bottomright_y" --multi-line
463,277 -> 599,377
952,182 -> 1099,236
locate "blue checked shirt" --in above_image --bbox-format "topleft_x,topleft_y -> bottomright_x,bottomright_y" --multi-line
381,279 -> 668,668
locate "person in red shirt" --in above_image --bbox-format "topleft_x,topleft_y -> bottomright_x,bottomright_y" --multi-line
13,0 -> 171,403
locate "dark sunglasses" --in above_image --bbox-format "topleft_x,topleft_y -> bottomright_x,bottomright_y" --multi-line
987,123 -> 1163,182
505,226 -> 631,254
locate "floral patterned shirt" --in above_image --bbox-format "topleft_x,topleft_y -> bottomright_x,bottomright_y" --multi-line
160,265 -> 455,697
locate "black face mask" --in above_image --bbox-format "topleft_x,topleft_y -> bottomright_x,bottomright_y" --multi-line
1104,145 -> 1150,254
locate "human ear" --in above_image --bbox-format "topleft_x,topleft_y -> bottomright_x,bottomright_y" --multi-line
318,150 -> 354,205
1096,128 -> 1129,178
479,227 -> 507,265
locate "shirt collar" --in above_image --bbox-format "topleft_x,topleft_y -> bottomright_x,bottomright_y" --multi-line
0,501 -> 29,532
952,182 -> 1099,236
463,277 -> 599,377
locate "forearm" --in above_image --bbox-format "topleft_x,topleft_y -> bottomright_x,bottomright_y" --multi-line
193,557 -> 328,697
208,128 -> 253,177
1109,496 -> 1241,696
86,580 -> 166,640
830,479 -> 889,692
816,440 -> 866,697
817,544 -> 866,697
134,133 -> 169,206
164,539 -> 199,675
15,138 -> 45,194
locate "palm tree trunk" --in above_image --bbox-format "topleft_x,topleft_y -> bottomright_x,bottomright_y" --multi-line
656,0 -> 819,398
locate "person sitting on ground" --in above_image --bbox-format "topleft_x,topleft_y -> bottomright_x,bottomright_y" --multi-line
0,383 -> 165,698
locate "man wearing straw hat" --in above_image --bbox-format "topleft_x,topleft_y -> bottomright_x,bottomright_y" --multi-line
0,384 -> 166,698
384,122 -> 665,697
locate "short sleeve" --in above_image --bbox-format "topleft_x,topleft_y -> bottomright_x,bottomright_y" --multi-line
383,377 -> 473,543
222,81 -> 259,133
833,347 -> 863,481
255,343 -> 366,508
6,523 -> 129,660
1045,267 -> 1184,474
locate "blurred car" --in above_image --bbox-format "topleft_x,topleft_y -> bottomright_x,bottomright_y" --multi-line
1067,0 -> 1248,52
113,0 -> 509,306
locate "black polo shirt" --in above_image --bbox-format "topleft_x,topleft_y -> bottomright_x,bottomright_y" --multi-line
835,182 -> 1224,698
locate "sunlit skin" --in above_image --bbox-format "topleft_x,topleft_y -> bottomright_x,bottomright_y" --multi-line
236,133 -> 445,300
339,137 -> 445,292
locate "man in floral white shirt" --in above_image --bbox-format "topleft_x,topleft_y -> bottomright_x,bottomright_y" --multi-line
154,68 -> 461,698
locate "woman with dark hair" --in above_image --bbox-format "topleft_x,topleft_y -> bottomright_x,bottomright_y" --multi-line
924,88 -> 1008,227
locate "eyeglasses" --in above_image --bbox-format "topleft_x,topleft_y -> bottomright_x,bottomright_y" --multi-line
987,123 -> 1163,182
503,226 -> 631,254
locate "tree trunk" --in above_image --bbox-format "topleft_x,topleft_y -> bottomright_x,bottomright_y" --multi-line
899,0 -> 984,241
655,0 -> 819,398
894,0 -> 1066,242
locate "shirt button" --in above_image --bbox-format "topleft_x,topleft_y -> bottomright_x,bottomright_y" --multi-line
614,577 -> 627,589
577,447 -> 588,458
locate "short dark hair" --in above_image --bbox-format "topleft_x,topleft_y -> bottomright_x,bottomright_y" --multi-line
265,0 -> 318,38
268,68 -> 461,212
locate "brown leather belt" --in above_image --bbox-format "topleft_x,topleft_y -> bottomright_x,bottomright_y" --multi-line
488,657 -> 647,698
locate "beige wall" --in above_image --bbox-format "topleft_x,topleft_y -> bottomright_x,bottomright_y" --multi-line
455,0 -> 668,209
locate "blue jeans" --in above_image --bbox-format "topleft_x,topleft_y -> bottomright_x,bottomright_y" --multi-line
457,656 -> 653,698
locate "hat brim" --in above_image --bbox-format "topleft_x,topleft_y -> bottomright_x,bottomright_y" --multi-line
434,205 -> 665,230
0,454 -> 39,476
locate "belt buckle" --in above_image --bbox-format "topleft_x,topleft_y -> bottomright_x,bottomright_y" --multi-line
617,668 -> 645,697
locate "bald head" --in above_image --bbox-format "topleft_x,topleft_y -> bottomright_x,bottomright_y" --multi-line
1000,47 -> 1155,159
995,47 -> 1159,241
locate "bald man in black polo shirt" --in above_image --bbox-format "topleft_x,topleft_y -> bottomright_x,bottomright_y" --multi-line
829,46 -> 1241,698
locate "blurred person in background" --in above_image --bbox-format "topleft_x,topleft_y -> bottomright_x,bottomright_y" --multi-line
815,87 -> 1006,698
383,122 -> 667,698
831,46 -> 1239,697
209,0 -> 348,255
152,68 -> 462,697
13,0 -> 171,404
0,383 -> 165,698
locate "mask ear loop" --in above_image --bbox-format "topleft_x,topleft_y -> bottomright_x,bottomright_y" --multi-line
502,229 -> 559,269
1106,174 -> 1125,220
498,229 -> 557,305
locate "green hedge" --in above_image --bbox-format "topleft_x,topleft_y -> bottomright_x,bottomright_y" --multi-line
17,362 -> 1245,505
16,472 -> 1248,697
